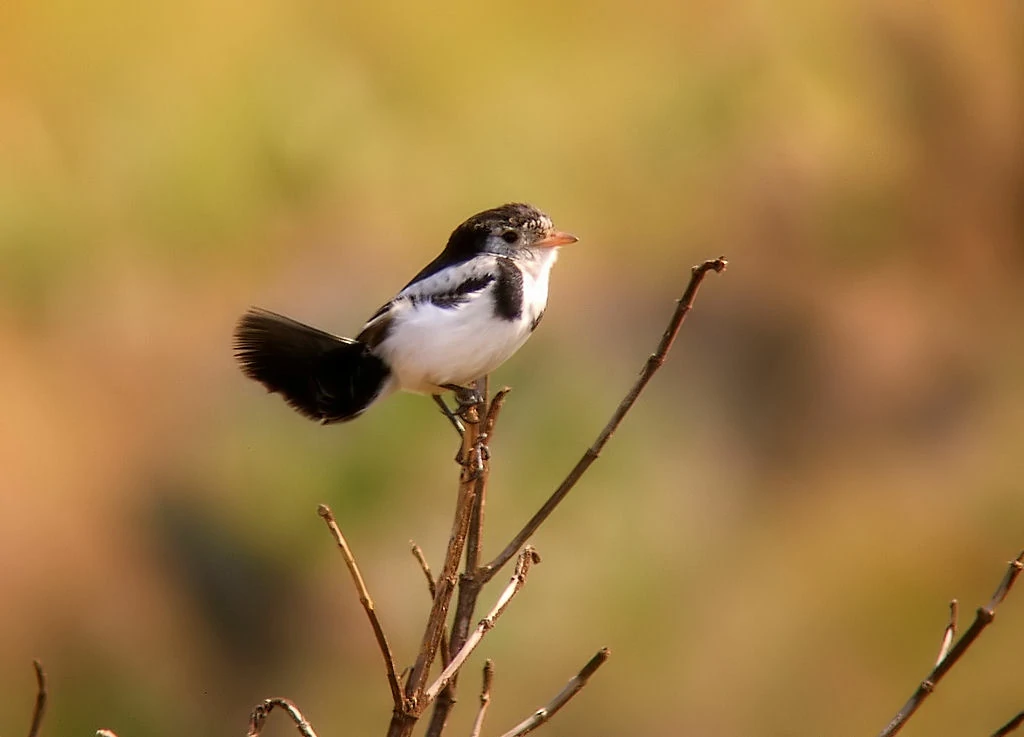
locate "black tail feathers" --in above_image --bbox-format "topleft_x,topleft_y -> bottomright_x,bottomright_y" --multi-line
233,308 -> 391,423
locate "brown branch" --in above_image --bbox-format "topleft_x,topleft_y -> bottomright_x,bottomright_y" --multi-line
426,388 -> 510,737
935,599 -> 958,666
412,541 -> 451,667
878,551 -> 1024,737
992,711 -> 1024,737
318,504 -> 403,710
412,542 -> 438,598
27,660 -> 46,737
478,257 -> 727,584
495,647 -> 610,737
394,393 -> 488,736
468,660 -> 495,737
423,547 -> 540,705
247,697 -> 319,737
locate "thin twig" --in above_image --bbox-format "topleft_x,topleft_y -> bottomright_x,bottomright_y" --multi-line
28,660 -> 46,737
992,711 -> 1024,737
468,660 -> 495,737
496,647 -> 611,737
318,504 -> 403,710
247,697 -> 319,737
478,257 -> 727,584
423,547 -> 540,705
878,551 -> 1024,737
935,599 -> 958,666
412,542 -> 438,598
412,541 -> 451,667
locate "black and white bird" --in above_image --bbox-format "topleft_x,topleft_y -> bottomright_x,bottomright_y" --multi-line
233,203 -> 578,424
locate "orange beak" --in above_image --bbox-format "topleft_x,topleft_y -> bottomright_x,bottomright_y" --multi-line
533,230 -> 579,248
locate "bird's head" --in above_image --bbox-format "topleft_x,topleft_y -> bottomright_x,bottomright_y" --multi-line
447,203 -> 578,259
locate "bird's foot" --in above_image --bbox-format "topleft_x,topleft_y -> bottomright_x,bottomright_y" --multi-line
442,384 -> 484,424
433,394 -> 466,439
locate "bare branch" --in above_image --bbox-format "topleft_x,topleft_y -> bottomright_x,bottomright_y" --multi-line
496,647 -> 611,737
247,697 -> 319,737
412,542 -> 438,598
878,551 -> 1024,737
318,504 -> 403,710
992,710 -> 1024,737
411,541 -> 451,667
466,386 -> 509,574
468,660 -> 495,737
424,547 -> 540,705
479,257 -> 727,583
935,599 -> 958,666
399,396 -> 487,723
426,387 -> 510,737
28,660 -> 46,737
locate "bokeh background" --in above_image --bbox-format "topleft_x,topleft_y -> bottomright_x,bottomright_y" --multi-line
2,1 -> 1022,735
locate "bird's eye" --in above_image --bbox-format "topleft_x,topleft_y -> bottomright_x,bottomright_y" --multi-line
501,230 -> 519,244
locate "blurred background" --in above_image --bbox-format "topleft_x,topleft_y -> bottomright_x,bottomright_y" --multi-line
1,0 -> 1022,735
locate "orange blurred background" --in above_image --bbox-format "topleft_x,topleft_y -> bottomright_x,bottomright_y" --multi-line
1,1 -> 1022,735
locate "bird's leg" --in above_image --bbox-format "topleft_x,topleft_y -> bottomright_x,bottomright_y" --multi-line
432,394 -> 465,438
441,383 -> 484,424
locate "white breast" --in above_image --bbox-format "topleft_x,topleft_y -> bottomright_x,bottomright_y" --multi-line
373,249 -> 558,394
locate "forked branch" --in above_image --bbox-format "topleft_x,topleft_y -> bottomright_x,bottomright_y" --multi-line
877,551 -> 1024,737
423,547 -> 540,705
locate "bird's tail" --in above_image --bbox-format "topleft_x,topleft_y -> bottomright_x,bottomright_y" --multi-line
233,308 -> 391,423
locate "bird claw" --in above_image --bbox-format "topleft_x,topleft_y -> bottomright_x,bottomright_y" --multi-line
442,384 -> 485,424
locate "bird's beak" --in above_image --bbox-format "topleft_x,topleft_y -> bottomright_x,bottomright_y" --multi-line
533,230 -> 579,248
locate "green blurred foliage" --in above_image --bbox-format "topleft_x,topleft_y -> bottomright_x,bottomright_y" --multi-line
1,0 -> 1022,735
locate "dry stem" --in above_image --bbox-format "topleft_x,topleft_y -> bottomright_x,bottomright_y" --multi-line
935,599 -> 958,666
877,551 -> 1024,737
478,257 -> 727,583
411,542 -> 452,667
495,648 -> 611,737
468,661 -> 495,737
423,547 -> 539,704
393,393 -> 488,737
247,697 -> 319,737
992,711 -> 1024,737
28,660 -> 46,737
318,504 -> 403,709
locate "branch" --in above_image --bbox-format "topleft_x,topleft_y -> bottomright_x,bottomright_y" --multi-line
992,711 -> 1024,737
878,551 -> 1024,737
423,547 -> 540,705
426,388 -> 510,737
399,393 -> 488,724
479,257 -> 727,583
28,660 -> 46,737
935,599 -> 957,666
495,647 -> 611,737
411,542 -> 451,667
247,697 -> 319,737
468,660 -> 495,737
318,504 -> 403,710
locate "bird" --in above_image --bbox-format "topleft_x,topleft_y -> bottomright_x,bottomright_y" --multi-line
233,203 -> 578,425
